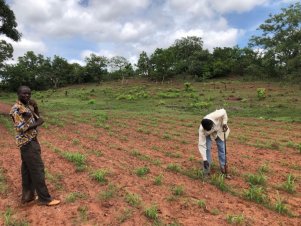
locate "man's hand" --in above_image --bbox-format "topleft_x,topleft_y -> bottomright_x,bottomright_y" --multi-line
203,160 -> 209,170
25,117 -> 44,131
222,124 -> 228,132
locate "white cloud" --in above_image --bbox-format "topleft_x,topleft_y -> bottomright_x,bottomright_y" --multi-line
68,59 -> 85,66
210,0 -> 270,13
5,0 -> 289,64
1,36 -> 47,59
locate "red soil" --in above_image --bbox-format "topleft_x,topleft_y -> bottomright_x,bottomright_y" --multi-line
0,101 -> 300,225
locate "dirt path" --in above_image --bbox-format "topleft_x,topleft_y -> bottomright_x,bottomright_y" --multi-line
0,101 -> 11,115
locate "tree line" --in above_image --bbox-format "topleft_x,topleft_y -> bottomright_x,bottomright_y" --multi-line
0,1 -> 300,91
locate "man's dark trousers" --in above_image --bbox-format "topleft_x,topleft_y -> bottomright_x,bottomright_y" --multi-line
20,139 -> 52,203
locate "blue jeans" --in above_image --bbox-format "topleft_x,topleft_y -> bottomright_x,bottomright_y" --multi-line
206,136 -> 226,168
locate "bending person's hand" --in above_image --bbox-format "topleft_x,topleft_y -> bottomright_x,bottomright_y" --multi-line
222,124 -> 228,132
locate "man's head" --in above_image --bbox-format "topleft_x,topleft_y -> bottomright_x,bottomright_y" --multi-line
17,86 -> 31,104
201,118 -> 214,131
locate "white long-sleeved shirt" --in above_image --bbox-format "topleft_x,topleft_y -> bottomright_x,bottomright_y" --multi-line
198,108 -> 230,161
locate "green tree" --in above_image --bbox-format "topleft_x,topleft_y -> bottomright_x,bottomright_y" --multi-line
171,36 -> 205,76
85,53 -> 108,83
109,56 -> 130,83
2,51 -> 50,90
149,48 -> 175,83
50,55 -> 72,89
249,2 -> 301,79
136,51 -> 150,78
0,39 -> 13,68
69,63 -> 85,84
0,0 -> 21,69
0,0 -> 21,41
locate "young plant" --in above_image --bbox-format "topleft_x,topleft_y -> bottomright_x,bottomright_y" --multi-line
257,88 -> 266,100
153,174 -> 164,185
244,185 -> 268,204
226,214 -> 245,224
62,152 -> 86,171
99,184 -> 118,201
144,204 -> 159,220
210,173 -> 228,191
281,174 -> 296,193
3,207 -> 29,226
258,163 -> 269,174
65,192 -> 86,203
197,199 -> 206,209
246,173 -> 267,186
90,169 -> 108,184
274,192 -> 288,215
134,166 -> 150,177
166,163 -> 182,173
125,192 -> 142,207
172,185 -> 184,196
45,170 -> 63,190
77,206 -> 88,221
117,208 -> 133,223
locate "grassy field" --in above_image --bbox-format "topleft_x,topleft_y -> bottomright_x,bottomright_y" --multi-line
0,78 -> 300,225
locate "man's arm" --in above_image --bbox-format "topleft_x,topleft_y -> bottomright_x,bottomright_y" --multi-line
25,117 -> 44,131
198,127 -> 207,161
29,99 -> 40,118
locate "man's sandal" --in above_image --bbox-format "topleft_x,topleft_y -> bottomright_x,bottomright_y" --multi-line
38,199 -> 60,206
46,199 -> 60,206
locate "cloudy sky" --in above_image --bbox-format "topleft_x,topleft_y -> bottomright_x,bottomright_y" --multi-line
2,0 -> 299,65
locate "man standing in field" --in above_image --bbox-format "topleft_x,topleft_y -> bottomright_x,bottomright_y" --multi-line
198,108 -> 230,178
10,85 -> 60,206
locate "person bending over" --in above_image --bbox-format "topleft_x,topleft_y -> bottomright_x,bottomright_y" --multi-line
198,108 -> 230,178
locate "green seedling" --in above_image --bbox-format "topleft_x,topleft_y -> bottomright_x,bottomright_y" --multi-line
153,174 -> 164,185
135,166 -> 150,177
281,174 -> 296,193
99,184 -> 118,201
144,204 -> 159,220
90,169 -> 108,184
125,192 -> 142,207
244,185 -> 268,204
226,214 -> 245,224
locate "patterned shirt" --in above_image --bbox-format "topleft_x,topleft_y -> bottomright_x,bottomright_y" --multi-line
10,100 -> 38,147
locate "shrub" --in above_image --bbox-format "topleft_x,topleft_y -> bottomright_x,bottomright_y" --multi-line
184,82 -> 193,92
257,88 -> 266,100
